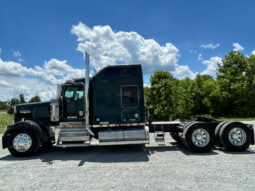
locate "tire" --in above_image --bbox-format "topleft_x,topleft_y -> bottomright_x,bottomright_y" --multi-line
214,121 -> 231,146
219,122 -> 251,151
183,122 -> 214,152
170,132 -> 181,142
8,129 -> 39,157
180,121 -> 201,145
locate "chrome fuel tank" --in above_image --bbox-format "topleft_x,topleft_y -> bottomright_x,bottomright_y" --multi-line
98,126 -> 149,143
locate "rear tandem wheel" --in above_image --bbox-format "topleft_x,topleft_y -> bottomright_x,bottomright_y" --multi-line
219,122 -> 252,151
182,122 -> 215,152
170,132 -> 181,142
214,121 -> 231,146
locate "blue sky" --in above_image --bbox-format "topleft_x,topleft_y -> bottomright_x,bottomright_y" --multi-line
0,0 -> 255,100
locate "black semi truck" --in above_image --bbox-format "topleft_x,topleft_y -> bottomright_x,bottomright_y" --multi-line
2,53 -> 254,157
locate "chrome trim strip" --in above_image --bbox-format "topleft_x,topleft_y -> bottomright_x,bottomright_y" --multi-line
99,139 -> 149,145
91,123 -> 145,128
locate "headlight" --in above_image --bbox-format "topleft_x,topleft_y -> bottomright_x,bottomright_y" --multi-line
14,106 -> 17,113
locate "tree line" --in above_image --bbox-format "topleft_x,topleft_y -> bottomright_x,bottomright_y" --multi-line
0,94 -> 41,114
145,50 -> 255,120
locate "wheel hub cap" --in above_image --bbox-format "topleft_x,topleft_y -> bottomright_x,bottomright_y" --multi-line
196,134 -> 203,140
13,133 -> 32,152
191,128 -> 210,147
228,128 -> 246,146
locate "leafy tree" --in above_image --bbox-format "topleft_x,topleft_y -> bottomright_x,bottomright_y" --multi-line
7,98 -> 20,114
147,71 -> 177,120
29,96 -> 41,103
192,74 -> 209,115
6,95 -> 41,114
174,77 -> 195,119
191,74 -> 222,117
243,54 -> 255,116
144,86 -> 152,120
217,50 -> 248,117
0,101 -> 8,110
200,77 -> 222,117
145,50 -> 255,120
19,94 -> 26,104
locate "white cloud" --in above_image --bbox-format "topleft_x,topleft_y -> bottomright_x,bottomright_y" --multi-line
43,58 -> 84,78
0,80 -> 11,87
2,22 -> 223,100
200,43 -> 220,49
17,58 -> 24,62
233,43 -> 244,51
0,58 -> 37,77
71,22 -> 180,74
173,65 -> 196,79
0,57 -> 85,101
0,76 -> 57,101
201,56 -> 222,77
197,53 -> 203,61
0,57 -> 85,85
189,50 -> 197,54
13,51 -> 21,57
251,50 -> 255,55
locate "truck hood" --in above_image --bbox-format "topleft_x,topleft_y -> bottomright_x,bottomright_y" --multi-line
15,101 -> 51,123
15,101 -> 50,112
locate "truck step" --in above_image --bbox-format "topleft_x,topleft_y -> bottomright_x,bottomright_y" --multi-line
154,131 -> 165,142
56,143 -> 90,148
99,139 -> 149,145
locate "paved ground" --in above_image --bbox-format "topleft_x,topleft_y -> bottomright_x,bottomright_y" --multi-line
0,125 -> 255,191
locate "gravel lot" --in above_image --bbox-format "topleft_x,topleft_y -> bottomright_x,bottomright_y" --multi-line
0,123 -> 255,191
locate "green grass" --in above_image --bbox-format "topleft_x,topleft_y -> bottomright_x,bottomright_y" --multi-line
216,117 -> 255,121
0,112 -> 14,134
200,114 -> 255,121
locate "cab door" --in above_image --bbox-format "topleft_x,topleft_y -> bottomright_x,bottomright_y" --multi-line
121,85 -> 140,123
63,85 -> 84,120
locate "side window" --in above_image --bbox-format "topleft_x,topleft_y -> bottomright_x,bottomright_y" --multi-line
64,88 -> 74,98
122,86 -> 138,107
75,90 -> 84,99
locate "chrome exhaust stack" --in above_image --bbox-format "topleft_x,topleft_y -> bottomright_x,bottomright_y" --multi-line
84,52 -> 95,137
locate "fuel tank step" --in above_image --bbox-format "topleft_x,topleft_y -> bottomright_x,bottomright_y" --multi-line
56,143 -> 90,148
98,126 -> 150,145
58,128 -> 90,143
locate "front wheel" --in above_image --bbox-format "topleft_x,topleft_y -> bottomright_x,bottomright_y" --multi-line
8,129 -> 39,157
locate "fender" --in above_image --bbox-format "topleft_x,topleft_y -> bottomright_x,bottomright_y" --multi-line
2,121 -> 48,149
25,119 -> 52,143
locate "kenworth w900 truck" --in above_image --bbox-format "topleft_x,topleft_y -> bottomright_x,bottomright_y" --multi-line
2,53 -> 254,157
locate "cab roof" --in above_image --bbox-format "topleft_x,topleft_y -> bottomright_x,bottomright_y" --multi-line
73,64 -> 142,83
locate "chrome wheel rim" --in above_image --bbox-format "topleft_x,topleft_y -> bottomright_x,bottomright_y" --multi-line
228,127 -> 247,146
13,133 -> 32,152
191,128 -> 210,147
